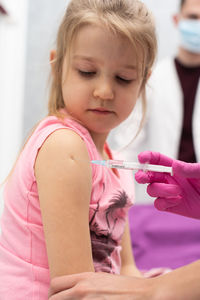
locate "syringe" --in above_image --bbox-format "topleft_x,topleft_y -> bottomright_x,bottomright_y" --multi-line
91,159 -> 173,175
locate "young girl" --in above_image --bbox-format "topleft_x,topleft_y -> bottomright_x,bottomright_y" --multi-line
0,0 -> 157,298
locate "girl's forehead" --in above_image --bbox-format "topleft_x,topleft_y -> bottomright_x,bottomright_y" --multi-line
73,24 -> 131,48
69,24 -> 139,67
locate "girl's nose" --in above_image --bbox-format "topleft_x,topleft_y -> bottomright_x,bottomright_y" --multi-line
93,78 -> 114,100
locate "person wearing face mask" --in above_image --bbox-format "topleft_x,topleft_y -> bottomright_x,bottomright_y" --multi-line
178,5 -> 200,54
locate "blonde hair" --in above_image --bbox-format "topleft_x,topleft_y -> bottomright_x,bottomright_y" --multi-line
48,0 -> 157,124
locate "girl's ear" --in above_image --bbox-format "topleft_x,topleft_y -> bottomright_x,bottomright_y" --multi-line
173,14 -> 179,27
142,69 -> 152,86
50,50 -> 57,75
139,69 -> 152,95
146,69 -> 152,81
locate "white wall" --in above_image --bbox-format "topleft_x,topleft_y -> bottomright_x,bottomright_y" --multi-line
142,0 -> 180,61
23,0 -> 69,140
0,0 -> 28,215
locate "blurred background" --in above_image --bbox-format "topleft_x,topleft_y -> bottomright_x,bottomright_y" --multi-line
0,0 -> 180,214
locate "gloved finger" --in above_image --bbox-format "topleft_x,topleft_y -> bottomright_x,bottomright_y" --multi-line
154,196 -> 182,210
138,151 -> 173,166
135,170 -> 168,184
147,183 -> 181,197
173,160 -> 200,178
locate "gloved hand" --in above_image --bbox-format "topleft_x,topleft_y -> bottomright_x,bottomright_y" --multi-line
135,151 -> 200,219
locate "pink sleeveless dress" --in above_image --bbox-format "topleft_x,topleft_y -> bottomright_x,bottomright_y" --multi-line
0,116 -> 134,299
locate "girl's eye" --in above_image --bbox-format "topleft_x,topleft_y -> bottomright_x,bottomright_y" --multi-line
116,76 -> 133,84
78,70 -> 96,77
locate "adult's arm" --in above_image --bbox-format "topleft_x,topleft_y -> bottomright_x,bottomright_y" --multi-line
48,260 -> 200,300
135,151 -> 200,219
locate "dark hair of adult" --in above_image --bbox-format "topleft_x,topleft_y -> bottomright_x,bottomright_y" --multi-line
180,0 -> 186,9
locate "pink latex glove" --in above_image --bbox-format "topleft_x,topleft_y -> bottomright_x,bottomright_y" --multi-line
135,151 -> 200,219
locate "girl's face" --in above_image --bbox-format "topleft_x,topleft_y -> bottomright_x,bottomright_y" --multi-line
61,24 -> 143,140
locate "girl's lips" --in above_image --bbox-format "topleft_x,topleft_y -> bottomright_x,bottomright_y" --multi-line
88,108 -> 113,115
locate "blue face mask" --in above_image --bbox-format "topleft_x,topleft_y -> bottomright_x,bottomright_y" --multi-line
178,19 -> 200,54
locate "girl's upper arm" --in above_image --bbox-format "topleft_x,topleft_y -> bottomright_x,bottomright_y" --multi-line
34,129 -> 94,278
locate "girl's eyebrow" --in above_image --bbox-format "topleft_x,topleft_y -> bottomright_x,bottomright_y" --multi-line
73,55 -> 137,70
123,65 -> 137,70
72,55 -> 98,63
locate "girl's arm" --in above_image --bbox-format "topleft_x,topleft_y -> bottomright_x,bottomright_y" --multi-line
35,129 -> 94,278
120,219 -> 142,277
